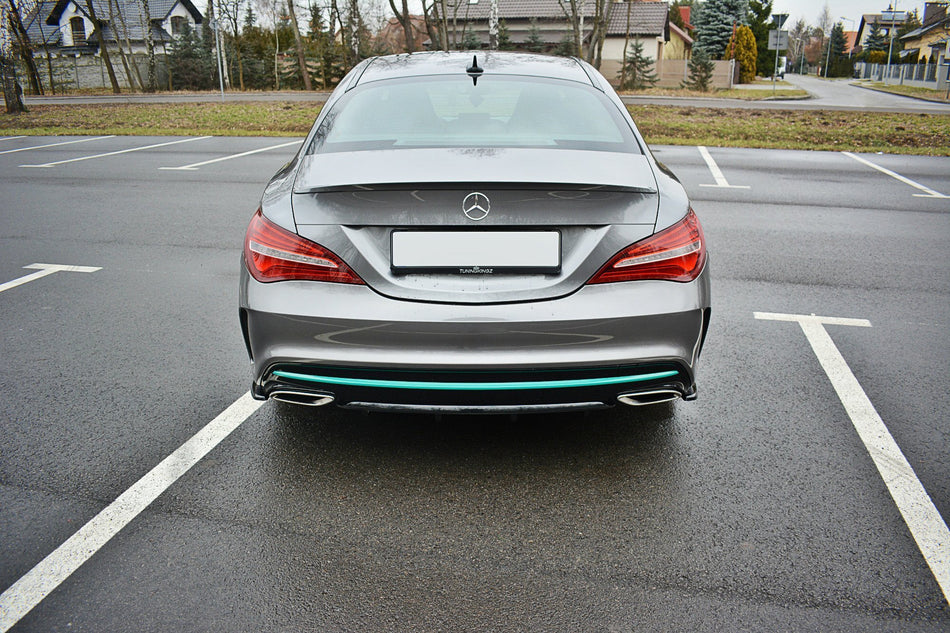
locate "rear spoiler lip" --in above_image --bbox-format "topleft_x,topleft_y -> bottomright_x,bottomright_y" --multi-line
294,182 -> 657,195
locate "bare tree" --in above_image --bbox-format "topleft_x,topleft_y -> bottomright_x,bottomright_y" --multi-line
83,0 -> 121,93
5,0 -> 43,94
386,0 -> 413,52
0,53 -> 27,111
219,0 -> 246,89
140,0 -> 156,90
585,0 -> 612,68
286,0 -> 312,88
107,0 -> 141,90
557,0 -> 584,57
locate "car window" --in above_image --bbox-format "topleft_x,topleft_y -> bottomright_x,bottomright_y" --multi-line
308,76 -> 641,154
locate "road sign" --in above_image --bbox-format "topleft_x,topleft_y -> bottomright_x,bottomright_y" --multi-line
768,30 -> 789,51
772,13 -> 789,29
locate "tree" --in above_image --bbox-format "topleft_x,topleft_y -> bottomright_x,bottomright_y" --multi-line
286,0 -> 312,89
0,53 -> 26,112
167,21 -> 214,89
83,0 -> 121,93
585,0 -> 614,69
553,33 -> 575,57
825,21 -> 851,77
387,0 -> 415,52
692,0 -> 749,59
496,19 -> 513,50
748,0 -> 775,77
682,46 -> 714,91
787,17 -> 809,71
725,24 -> 756,83
524,18 -> 544,53
617,39 -> 658,90
140,0 -> 157,91
5,0 -> 44,94
864,21 -> 887,52
556,0 -> 582,61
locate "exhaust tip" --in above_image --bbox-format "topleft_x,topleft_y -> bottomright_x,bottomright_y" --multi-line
270,390 -> 335,407
617,390 -> 681,407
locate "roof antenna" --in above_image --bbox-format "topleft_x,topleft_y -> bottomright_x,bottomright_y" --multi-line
466,54 -> 484,86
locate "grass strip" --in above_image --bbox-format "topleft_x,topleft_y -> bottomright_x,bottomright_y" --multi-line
628,105 -> 950,156
1,102 -> 948,155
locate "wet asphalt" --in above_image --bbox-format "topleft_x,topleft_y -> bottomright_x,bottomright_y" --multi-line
0,136 -> 948,631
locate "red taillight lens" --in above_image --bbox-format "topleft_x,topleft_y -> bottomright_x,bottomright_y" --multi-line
588,208 -> 706,284
244,210 -> 364,284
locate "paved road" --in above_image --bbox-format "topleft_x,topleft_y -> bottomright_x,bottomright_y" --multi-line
0,136 -> 948,631
783,73 -> 950,112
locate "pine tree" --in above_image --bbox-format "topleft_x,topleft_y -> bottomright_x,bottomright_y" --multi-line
168,22 -> 215,89
617,40 -> 658,90
554,34 -> 576,57
693,0 -> 750,59
725,24 -> 757,83
864,22 -> 887,52
461,27 -> 481,50
497,20 -> 513,50
525,19 -> 544,53
682,47 -> 714,91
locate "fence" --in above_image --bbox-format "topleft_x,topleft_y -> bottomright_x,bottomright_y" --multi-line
854,61 -> 947,90
654,58 -> 738,90
21,52 -> 171,94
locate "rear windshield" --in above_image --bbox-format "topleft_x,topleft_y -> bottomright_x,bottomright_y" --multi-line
308,75 -> 642,154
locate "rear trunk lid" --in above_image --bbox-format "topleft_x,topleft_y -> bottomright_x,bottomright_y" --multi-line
291,148 -> 659,304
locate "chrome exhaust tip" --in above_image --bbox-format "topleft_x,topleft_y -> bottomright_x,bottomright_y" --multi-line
270,390 -> 335,407
617,390 -> 681,407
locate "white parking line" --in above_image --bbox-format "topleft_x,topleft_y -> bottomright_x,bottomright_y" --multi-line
19,136 -> 213,168
755,311 -> 950,604
842,152 -> 950,199
0,391 -> 264,632
0,135 -> 115,156
0,136 -> 27,142
0,263 -> 101,294
159,140 -> 301,170
697,146 -> 750,189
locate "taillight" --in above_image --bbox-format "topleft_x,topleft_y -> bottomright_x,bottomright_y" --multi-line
588,208 -> 706,284
244,210 -> 364,284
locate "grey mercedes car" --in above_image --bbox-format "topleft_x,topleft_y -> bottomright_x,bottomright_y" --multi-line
240,51 -> 710,413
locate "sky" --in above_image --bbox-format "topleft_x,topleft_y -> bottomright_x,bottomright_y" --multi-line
770,0 -> 928,28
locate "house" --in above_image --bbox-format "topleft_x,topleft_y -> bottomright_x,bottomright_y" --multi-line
23,0 -> 203,57
453,0 -> 670,79
899,1 -> 949,63
856,10 -> 910,51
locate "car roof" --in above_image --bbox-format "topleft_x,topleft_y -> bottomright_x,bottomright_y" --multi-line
352,51 -> 597,88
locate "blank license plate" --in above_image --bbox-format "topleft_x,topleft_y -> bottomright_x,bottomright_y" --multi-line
391,231 -> 561,274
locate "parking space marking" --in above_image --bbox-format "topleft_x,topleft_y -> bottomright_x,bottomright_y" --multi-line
19,136 -> 213,168
159,140 -> 302,170
843,152 -> 950,199
0,391 -> 264,633
697,146 -> 751,189
0,136 -> 26,142
0,263 -> 101,295
755,311 -> 950,604
0,136 -> 115,156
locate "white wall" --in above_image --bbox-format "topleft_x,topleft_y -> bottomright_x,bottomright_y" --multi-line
60,2 -> 94,47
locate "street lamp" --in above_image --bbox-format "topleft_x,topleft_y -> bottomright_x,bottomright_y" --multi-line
840,17 -> 855,58
881,3 -> 906,86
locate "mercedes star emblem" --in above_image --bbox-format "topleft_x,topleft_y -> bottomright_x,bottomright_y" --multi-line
462,192 -> 490,221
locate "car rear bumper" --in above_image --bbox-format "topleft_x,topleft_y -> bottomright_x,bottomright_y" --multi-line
239,264 -> 710,412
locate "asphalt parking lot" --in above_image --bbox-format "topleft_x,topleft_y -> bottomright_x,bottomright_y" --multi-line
0,134 -> 948,631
